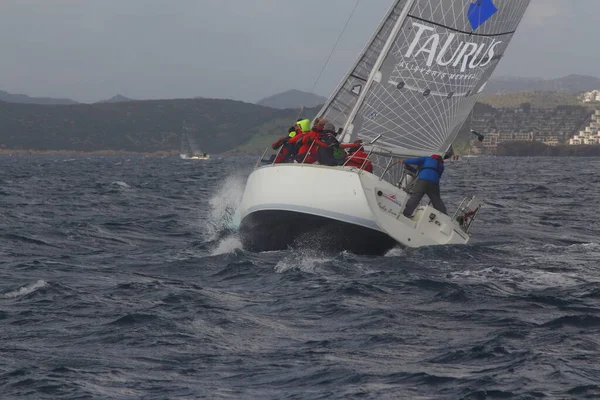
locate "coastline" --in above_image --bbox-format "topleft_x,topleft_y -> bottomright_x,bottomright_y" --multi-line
494,142 -> 600,157
0,149 -> 180,156
2,146 -> 600,157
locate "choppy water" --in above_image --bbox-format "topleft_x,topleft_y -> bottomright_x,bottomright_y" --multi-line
1,155 -> 599,399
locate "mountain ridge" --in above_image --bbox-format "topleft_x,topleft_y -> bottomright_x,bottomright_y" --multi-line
0,89 -> 78,105
100,94 -> 133,103
485,74 -> 600,94
257,89 -> 327,109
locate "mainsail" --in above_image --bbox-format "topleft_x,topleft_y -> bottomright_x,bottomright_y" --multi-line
317,0 -> 531,156
181,122 -> 207,157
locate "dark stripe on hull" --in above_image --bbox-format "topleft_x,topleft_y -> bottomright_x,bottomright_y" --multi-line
239,210 -> 397,256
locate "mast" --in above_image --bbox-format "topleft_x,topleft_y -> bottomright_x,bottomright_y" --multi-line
341,0 -> 417,141
315,0 -> 399,124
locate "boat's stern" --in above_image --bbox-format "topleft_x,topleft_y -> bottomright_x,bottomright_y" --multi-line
359,173 -> 477,247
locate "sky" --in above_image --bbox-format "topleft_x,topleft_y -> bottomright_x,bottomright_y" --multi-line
0,0 -> 597,103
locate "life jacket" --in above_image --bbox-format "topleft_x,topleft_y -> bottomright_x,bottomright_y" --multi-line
416,155 -> 444,181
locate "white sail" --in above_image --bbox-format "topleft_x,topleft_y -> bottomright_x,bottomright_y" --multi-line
180,122 -> 210,159
315,1 -> 412,136
319,0 -> 531,156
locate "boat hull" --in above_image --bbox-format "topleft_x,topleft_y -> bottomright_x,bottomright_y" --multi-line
238,164 -> 471,254
240,209 -> 397,255
180,154 -> 210,160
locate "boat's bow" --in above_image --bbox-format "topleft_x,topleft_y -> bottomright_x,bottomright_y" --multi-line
238,164 -> 397,254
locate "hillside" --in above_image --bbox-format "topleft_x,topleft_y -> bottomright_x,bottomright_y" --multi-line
257,90 -> 327,109
0,99 -> 306,154
485,75 -> 600,94
0,90 -> 590,155
479,91 -> 583,109
0,90 -> 78,105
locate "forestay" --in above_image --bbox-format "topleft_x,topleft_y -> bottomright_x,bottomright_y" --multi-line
315,1 -> 412,141
317,0 -> 531,157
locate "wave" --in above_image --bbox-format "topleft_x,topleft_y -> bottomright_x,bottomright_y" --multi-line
274,250 -> 336,274
541,314 -> 600,329
211,236 -> 244,256
3,280 -> 47,299
106,313 -> 160,326
109,181 -> 131,188
2,234 -> 56,247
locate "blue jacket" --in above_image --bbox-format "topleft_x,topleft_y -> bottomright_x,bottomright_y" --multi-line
403,156 -> 444,184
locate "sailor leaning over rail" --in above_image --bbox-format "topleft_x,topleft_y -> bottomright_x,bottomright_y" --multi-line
289,118 -> 329,164
400,154 -> 447,218
344,140 -> 373,173
271,126 -> 299,163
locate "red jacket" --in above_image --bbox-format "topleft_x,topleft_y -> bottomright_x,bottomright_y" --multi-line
271,136 -> 288,150
271,136 -> 290,163
303,130 -> 330,149
288,129 -> 327,163
345,149 -> 373,173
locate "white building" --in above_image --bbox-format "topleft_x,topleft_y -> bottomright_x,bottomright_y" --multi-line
582,90 -> 600,103
480,132 -> 535,150
569,109 -> 600,145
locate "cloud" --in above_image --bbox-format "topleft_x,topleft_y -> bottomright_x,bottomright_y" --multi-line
522,0 -> 572,26
0,0 -> 598,102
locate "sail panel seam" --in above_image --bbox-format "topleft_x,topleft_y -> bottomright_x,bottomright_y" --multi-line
407,14 -> 516,37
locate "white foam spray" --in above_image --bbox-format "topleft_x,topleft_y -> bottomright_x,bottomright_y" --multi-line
211,236 -> 244,256
274,248 -> 335,274
384,247 -> 406,257
204,173 -> 247,253
3,280 -> 47,299
204,173 -> 245,240
110,181 -> 131,188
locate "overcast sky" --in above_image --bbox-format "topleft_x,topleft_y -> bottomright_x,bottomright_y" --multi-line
0,0 -> 596,103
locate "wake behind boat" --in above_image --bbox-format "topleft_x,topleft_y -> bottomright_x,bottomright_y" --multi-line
239,0 -> 530,255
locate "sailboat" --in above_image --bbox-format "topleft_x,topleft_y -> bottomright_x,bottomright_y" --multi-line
180,122 -> 210,160
238,0 -> 530,255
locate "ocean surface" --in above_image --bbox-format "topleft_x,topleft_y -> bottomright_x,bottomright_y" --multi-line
1,155 -> 599,399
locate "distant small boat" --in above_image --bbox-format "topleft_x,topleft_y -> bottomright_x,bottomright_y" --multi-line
180,122 -> 210,160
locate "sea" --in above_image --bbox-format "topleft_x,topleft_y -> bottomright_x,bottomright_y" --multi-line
1,155 -> 599,399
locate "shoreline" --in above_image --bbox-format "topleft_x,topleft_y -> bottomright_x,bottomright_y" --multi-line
2,149 -> 600,158
0,149 -> 261,157
0,149 -> 180,156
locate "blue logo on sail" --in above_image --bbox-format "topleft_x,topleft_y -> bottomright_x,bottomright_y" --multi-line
467,0 -> 498,31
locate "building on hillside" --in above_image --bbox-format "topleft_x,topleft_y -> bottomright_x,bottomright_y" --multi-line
582,90 -> 600,103
569,109 -> 600,145
470,106 -> 590,145
469,105 -> 592,155
476,132 -> 535,153
542,137 -> 560,146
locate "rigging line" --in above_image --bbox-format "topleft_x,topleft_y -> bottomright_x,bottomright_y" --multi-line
407,15 -> 516,37
308,0 -> 361,100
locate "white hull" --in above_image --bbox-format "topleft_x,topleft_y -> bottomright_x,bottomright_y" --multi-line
180,154 -> 210,160
239,164 -> 474,254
